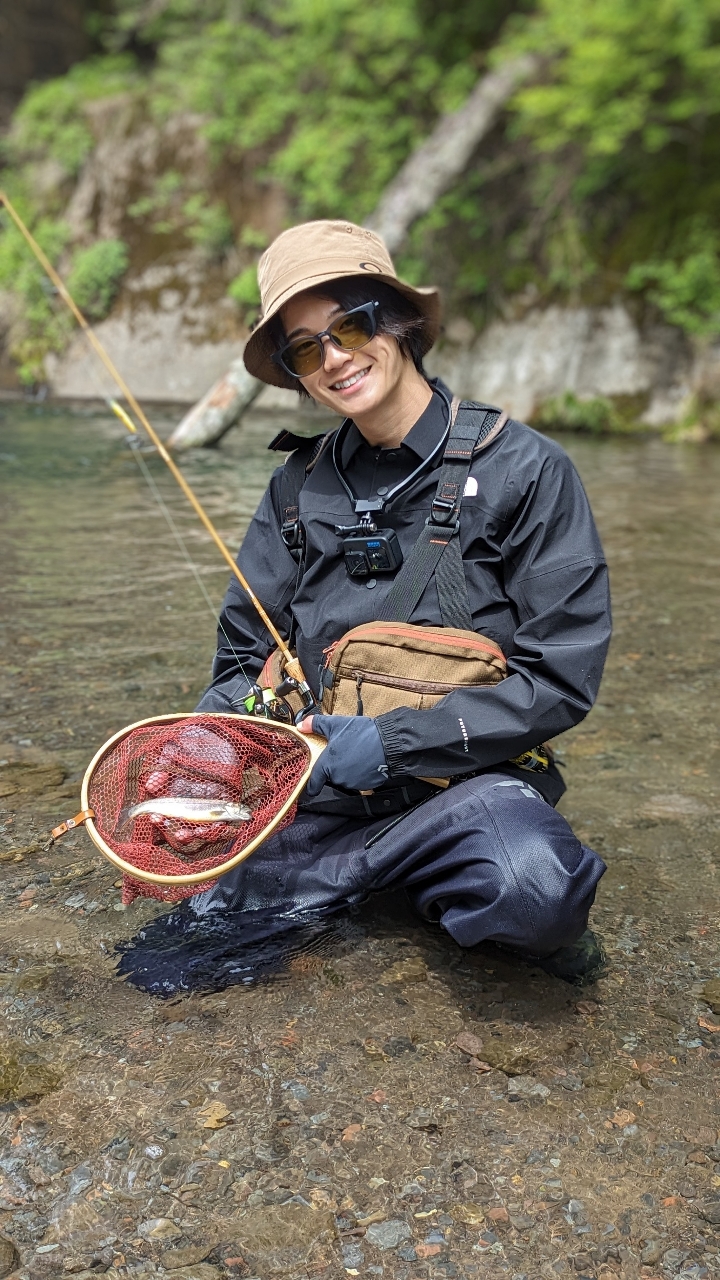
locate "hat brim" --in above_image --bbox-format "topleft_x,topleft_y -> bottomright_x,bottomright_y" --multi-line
243,270 -> 442,389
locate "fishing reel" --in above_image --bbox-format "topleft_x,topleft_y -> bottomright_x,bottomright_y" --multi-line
242,676 -> 319,726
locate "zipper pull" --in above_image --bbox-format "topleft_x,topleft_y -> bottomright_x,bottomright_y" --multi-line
355,672 -> 364,717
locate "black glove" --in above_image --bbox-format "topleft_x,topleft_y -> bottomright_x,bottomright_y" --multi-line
304,715 -> 389,797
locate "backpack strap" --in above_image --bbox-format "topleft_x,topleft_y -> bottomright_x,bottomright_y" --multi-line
378,401 -> 506,627
268,428 -> 333,562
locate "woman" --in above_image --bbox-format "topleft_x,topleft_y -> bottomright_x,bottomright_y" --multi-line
194,219 -> 611,985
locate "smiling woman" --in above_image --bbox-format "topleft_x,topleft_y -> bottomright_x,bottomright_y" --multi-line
190,214 -> 611,987
244,218 -> 442,446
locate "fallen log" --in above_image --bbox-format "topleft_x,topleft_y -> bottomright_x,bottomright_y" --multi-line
169,53 -> 538,450
365,53 -> 538,253
168,353 -> 263,449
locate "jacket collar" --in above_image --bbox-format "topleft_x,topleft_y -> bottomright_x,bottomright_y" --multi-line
339,377 -> 454,469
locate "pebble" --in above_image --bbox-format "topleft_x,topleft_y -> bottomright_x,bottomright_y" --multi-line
68,1165 -> 93,1195
379,956 -> 428,984
137,1216 -> 182,1240
365,1219 -> 412,1250
702,980 -> 720,1014
0,1237 -> 18,1280
507,1075 -> 550,1100
341,1242 -> 365,1267
158,1268 -> 221,1280
160,1244 -> 214,1268
663,1249 -> 691,1270
699,1202 -> 720,1225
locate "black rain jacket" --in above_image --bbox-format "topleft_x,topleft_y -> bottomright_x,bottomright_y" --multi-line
198,381 -> 611,800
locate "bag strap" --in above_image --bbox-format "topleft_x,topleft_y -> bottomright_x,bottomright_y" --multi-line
378,401 -> 506,627
268,428 -> 333,562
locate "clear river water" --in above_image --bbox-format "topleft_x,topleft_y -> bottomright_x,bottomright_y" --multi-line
0,402 -> 719,1279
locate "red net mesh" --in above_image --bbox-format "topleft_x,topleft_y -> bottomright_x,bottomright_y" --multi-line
86,716 -> 309,904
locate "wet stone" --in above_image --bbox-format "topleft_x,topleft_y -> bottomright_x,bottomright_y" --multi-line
138,1216 -> 182,1240
699,1202 -> 720,1225
341,1241 -> 365,1267
507,1075 -> 550,1101
159,1267 -> 222,1280
0,1236 -> 19,1279
365,1219 -> 412,1250
68,1165 -> 92,1195
383,1035 -> 416,1056
160,1244 -> 215,1269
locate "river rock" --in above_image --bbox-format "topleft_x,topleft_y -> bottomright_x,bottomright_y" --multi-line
138,1216 -> 182,1240
379,956 -> 428,984
507,1075 -> 550,1100
231,1202 -> 334,1269
0,1037 -> 62,1104
160,1267 -> 221,1280
0,1236 -> 19,1279
481,1038 -> 537,1076
641,793 -> 710,821
702,980 -> 720,1014
160,1244 -> 215,1268
699,1201 -> 720,1225
365,1219 -> 412,1250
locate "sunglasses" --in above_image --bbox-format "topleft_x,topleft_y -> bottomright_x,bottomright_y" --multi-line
271,300 -> 380,378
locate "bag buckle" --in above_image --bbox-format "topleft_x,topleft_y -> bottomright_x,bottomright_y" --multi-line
280,518 -> 303,551
428,496 -> 459,527
426,511 -> 460,533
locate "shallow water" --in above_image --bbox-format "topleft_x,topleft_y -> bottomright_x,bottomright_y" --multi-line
1,403 -> 720,1278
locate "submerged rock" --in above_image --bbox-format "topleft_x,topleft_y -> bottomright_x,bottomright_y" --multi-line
365,1219 -> 412,1250
0,1237 -> 19,1279
0,1037 -> 62,1103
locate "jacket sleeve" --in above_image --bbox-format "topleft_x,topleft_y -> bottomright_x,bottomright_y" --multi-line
195,468 -> 299,712
375,447 -> 612,778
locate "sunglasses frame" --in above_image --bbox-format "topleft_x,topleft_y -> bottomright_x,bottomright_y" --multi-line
271,300 -> 380,379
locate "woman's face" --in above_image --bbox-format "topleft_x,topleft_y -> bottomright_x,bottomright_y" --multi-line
279,291 -> 409,419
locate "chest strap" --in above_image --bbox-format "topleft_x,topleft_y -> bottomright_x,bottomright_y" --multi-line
268,428 -> 332,561
377,402 -> 507,628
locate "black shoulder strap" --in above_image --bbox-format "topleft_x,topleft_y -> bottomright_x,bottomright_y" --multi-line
378,402 -> 506,628
268,428 -> 333,561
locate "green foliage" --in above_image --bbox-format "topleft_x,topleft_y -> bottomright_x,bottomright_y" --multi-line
535,391 -> 622,434
0,203 -> 71,385
1,0 -> 720,388
6,55 -> 138,178
507,0 -> 720,159
627,222 -> 720,336
228,266 -> 261,324
183,196 -> 234,257
66,239 -> 130,320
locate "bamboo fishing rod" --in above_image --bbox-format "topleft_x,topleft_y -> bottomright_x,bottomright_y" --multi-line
0,189 -> 306,686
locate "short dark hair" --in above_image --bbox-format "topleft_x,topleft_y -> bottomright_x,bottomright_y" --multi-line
268,276 -> 427,398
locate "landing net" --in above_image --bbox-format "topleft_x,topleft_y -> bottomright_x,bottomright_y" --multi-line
85,715 -> 310,904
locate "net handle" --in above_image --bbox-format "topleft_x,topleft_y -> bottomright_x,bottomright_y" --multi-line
79,712 -> 325,886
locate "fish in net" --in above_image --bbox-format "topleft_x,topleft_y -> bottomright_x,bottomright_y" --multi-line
80,714 -> 322,903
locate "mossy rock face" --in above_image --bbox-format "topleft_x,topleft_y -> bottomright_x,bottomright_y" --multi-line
0,1037 -> 63,1103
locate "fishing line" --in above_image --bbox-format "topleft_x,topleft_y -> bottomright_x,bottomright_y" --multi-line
123,428 -> 254,699
0,189 -> 309,690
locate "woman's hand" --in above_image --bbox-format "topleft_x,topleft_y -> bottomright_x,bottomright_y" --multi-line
299,714 -> 389,796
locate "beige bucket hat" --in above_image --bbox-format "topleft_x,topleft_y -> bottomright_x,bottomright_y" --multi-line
243,219 -> 442,389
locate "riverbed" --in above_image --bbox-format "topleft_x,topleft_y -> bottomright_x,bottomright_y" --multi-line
0,402 -> 719,1280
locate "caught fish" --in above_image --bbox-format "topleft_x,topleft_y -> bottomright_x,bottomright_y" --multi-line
128,798 -> 252,823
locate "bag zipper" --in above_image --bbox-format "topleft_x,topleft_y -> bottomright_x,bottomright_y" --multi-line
343,669 -> 498,696
323,626 -> 505,664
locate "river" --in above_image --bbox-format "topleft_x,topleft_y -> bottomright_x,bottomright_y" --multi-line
0,402 -> 719,1277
